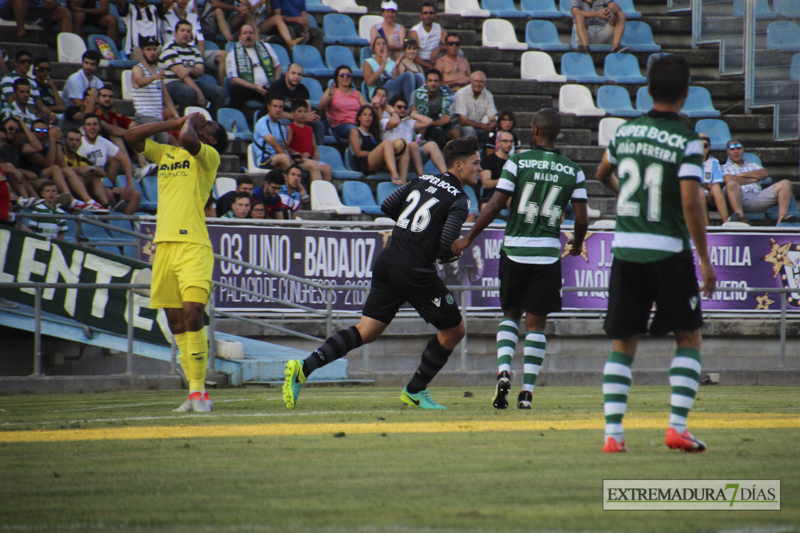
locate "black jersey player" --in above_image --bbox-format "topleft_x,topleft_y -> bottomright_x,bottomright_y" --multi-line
283,137 -> 481,410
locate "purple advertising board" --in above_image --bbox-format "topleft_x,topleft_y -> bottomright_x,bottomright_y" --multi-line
139,223 -> 800,313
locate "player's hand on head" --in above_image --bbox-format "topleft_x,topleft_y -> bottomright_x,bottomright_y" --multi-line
188,112 -> 207,128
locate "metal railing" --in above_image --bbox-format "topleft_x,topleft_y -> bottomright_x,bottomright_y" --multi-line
693,0 -> 745,75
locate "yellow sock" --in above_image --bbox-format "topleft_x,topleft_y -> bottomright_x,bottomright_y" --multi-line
186,328 -> 208,393
174,332 -> 189,370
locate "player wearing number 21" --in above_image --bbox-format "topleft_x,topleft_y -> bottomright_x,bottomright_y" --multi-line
282,137 -> 481,410
452,108 -> 589,411
595,54 -> 716,454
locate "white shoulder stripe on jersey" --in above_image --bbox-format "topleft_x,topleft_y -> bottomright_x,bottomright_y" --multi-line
502,159 -> 518,177
571,188 -> 588,200
605,147 -> 616,166
505,254 -> 559,265
576,169 -> 586,183
685,139 -> 704,156
497,177 -> 515,192
678,163 -> 703,178
504,236 -> 562,249
612,232 -> 684,253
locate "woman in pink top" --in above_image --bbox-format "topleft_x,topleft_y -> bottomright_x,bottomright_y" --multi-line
319,65 -> 368,142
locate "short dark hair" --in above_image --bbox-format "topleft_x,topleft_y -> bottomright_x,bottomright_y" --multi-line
98,86 -> 114,96
12,78 -> 30,92
32,119 -> 48,129
421,1 -> 435,11
648,54 -> 690,104
14,50 -> 32,62
236,176 -> 254,186
209,121 -> 229,154
286,164 -> 303,175
403,38 -> 418,50
65,128 -> 83,139
175,20 -> 194,33
83,114 -> 100,125
532,108 -> 561,143
82,50 -> 103,64
3,117 -> 21,129
265,170 -> 285,186
266,93 -> 286,106
443,136 -> 480,169
289,99 -> 308,112
389,95 -> 408,107
233,191 -> 251,202
33,56 -> 49,68
426,68 -> 442,81
37,180 -> 57,194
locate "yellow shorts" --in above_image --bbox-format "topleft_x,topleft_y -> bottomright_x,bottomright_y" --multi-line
150,242 -> 214,309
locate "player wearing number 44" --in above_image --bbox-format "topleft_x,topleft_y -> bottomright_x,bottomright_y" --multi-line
452,108 -> 589,411
283,137 -> 481,411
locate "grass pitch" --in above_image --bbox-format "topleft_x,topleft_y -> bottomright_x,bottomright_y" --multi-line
0,385 -> 798,532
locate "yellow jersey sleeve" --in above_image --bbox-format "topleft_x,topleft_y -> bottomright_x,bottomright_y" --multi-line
194,143 -> 221,176
142,138 -> 170,166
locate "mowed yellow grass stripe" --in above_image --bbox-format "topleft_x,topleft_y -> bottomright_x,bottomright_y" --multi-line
1,414 -> 799,443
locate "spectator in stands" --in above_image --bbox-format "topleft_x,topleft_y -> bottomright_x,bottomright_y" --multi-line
216,175 -> 254,215
221,191 -> 251,218
411,68 -> 457,150
1,0 -> 72,40
1,118 -> 43,199
95,86 -> 157,179
248,199 -> 266,219
280,164 -> 303,219
256,0 -> 299,49
434,34 -> 470,92
0,46 -> 10,77
363,36 -> 420,105
252,169 -> 287,219
24,180 -> 67,240
162,0 -> 229,86
381,94 -> 446,177
393,38 -> 425,89
723,139 -> 798,224
349,104 -> 409,185
78,114 -> 142,214
484,110 -> 520,157
132,37 -> 180,145
286,99 -> 331,181
70,0 -> 119,44
479,130 -> 514,211
272,0 -> 324,54
451,71 -> 496,145
116,0 -> 162,62
160,20 -> 226,117
570,0 -> 628,54
254,94 -> 326,182
370,1 -> 405,62
226,24 -> 282,112
204,194 -> 217,217
318,65 -> 368,143
59,87 -> 98,134
698,132 -> 728,224
62,50 -> 105,107
61,127 -> 126,211
199,0 -> 257,43
265,62 -> 324,147
409,2 -> 447,70
0,78 -> 40,128
1,50 -> 53,117
32,57 -> 65,114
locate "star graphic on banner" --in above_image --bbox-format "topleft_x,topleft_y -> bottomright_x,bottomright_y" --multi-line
378,230 -> 393,247
762,238 -> 794,278
561,231 -> 592,261
755,293 -> 775,310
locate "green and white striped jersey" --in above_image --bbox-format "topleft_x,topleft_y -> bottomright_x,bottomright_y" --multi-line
496,146 -> 587,264
605,111 -> 703,263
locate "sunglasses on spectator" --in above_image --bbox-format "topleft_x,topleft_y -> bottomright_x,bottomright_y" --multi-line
421,10 -> 435,14
446,41 -> 460,46
339,73 -> 352,78
36,66 -> 50,71
6,127 -> 18,133
33,128 -> 48,134
702,142 -> 710,148
17,59 -> 32,64
394,104 -> 406,109
728,143 -> 743,149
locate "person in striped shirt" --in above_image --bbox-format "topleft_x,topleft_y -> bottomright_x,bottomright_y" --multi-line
596,54 -> 716,454
132,37 -> 180,146
24,180 -> 68,241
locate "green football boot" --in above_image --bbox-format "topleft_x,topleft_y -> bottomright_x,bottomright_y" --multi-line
283,360 -> 306,409
401,387 -> 447,410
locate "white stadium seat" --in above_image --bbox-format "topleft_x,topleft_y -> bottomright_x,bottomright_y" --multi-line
184,106 -> 213,120
311,181 -> 361,215
121,70 -> 134,101
598,117 -> 627,147
358,15 -> 383,41
214,177 -> 237,198
247,144 -> 268,174
323,0 -> 367,14
521,52 -> 567,82
58,33 -> 87,64
445,0 -> 490,17
483,19 -> 528,50
558,84 -> 605,116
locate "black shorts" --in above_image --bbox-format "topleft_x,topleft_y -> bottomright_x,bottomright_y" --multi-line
498,252 -> 562,316
603,250 -> 703,339
362,253 -> 463,330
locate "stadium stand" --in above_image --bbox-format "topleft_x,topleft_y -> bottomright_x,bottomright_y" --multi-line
482,19 -> 528,50
559,85 -> 606,116
323,0 -> 367,15
376,182 -> 401,206
681,86 -> 721,118
87,34 -> 137,68
482,0 -> 527,18
293,45 -> 335,77
323,14 -> 369,46
325,45 -> 364,77
766,21 -> 800,53
635,86 -> 654,113
603,53 -> 647,84
732,0 -> 777,19
613,0 -> 643,20
561,53 -> 606,83
307,0 -> 334,13
300,77 -> 325,109
520,52 -> 567,82
319,146 -> 362,180
215,177 -> 238,198
520,0 -> 565,19
695,119 -> 734,151
341,181 -> 383,215
445,0 -> 490,17
598,117 -> 627,148
620,21 -> 662,52
525,20 -> 570,52
358,15 -> 382,41
57,33 -> 86,63
311,181 -> 360,214
218,108 -> 254,142
596,86 -> 641,117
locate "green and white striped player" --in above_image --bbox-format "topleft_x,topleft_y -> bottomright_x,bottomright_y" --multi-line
453,109 -> 589,410
596,54 -> 717,453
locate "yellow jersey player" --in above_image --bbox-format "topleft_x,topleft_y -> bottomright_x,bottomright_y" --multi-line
124,113 -> 229,412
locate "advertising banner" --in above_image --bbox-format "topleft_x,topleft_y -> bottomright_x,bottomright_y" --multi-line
139,223 -> 800,313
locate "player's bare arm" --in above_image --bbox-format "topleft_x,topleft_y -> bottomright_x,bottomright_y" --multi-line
568,202 -> 589,256
596,152 -> 619,196
680,179 -> 717,298
124,115 -> 191,153
181,113 -> 207,156
452,189 -> 510,255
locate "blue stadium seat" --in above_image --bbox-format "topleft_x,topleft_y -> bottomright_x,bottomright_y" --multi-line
325,45 -> 364,77
612,0 -> 642,19
344,148 -> 392,181
271,44 -> 292,73
300,77 -> 324,108
319,145 -> 362,179
520,0 -> 565,18
681,86 -> 720,118
217,108 -> 254,141
559,0 -> 573,16
620,21 -> 661,52
141,176 -> 159,206
603,53 -> 646,84
307,0 -> 333,12
87,34 -> 137,68
116,175 -> 157,211
108,3 -> 127,34
561,53 -> 606,83
79,215 -> 128,243
293,45 -> 335,77
308,15 -> 318,28
733,0 -> 777,19
106,218 -> 138,259
342,181 -> 383,215
225,42 -> 236,53
482,0 -> 527,18
596,85 -> 642,117
525,20 -> 570,51
323,14 -> 369,45
744,152 -> 763,167
360,46 -> 372,66
771,0 -> 800,18
102,177 -> 114,188
791,53 -> 800,82
204,41 -> 220,51
635,86 -> 653,113
376,181 -> 401,205
769,196 -> 800,223
695,119 -> 732,151
766,21 -> 800,52
463,185 -> 479,214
